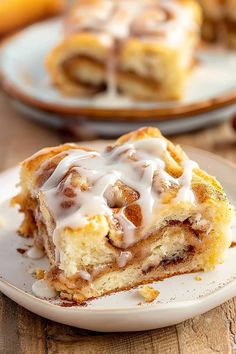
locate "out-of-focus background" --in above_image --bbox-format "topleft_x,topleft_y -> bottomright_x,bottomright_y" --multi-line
0,0 -> 236,352
0,0 -> 235,152
0,0 -> 236,165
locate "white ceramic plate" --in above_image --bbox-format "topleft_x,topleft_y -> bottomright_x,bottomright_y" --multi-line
5,95 -> 236,137
0,145 -> 236,332
1,19 -> 236,135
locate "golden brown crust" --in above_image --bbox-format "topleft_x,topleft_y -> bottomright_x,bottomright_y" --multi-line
139,285 -> 160,303
59,268 -> 202,304
15,127 -> 230,235
13,127 -> 233,304
46,222 -> 202,285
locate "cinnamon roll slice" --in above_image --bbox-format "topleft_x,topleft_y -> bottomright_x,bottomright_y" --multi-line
13,127 -> 233,304
46,0 -> 202,100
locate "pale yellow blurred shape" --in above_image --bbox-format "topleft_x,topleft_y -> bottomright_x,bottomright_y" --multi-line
0,0 -> 65,35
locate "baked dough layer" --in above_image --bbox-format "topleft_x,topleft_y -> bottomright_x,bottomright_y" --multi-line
13,127 -> 233,303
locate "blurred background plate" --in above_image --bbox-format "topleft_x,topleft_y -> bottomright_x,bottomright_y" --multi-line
6,94 -> 236,137
1,19 -> 236,135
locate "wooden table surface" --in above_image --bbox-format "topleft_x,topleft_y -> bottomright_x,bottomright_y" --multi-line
0,92 -> 236,354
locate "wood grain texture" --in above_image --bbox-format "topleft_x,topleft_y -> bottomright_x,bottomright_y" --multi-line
177,306 -> 231,354
17,306 -> 47,354
0,294 -> 20,354
0,93 -> 60,354
46,322 -> 180,354
0,92 -> 235,353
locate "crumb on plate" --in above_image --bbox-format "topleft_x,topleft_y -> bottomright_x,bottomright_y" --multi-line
195,275 -> 202,281
35,268 -> 45,280
16,248 -> 27,255
139,285 -> 160,303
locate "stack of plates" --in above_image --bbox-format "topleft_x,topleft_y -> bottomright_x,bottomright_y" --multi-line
1,19 -> 236,136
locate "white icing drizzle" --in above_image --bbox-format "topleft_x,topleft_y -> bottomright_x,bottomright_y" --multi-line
105,47 -> 117,98
93,92 -> 133,107
26,246 -> 45,260
32,279 -> 58,299
117,251 -> 133,268
42,150 -> 99,191
66,0 -> 198,47
104,1 -> 141,40
91,264 -> 108,277
79,270 -> 91,281
64,0 -> 199,100
37,138 -> 198,258
175,160 -> 198,204
66,0 -> 114,33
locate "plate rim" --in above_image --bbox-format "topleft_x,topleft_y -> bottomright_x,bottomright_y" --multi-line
1,18 -> 236,121
0,145 -> 236,313
1,270 -> 236,314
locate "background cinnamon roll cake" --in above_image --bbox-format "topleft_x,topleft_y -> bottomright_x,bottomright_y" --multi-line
46,0 -> 202,100
197,0 -> 236,47
197,0 -> 224,42
225,0 -> 236,47
13,127 -> 233,303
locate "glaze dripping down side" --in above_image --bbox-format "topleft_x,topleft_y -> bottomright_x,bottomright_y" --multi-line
35,137 -> 198,257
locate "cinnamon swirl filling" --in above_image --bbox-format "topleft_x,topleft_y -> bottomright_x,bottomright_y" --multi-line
61,55 -> 107,92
